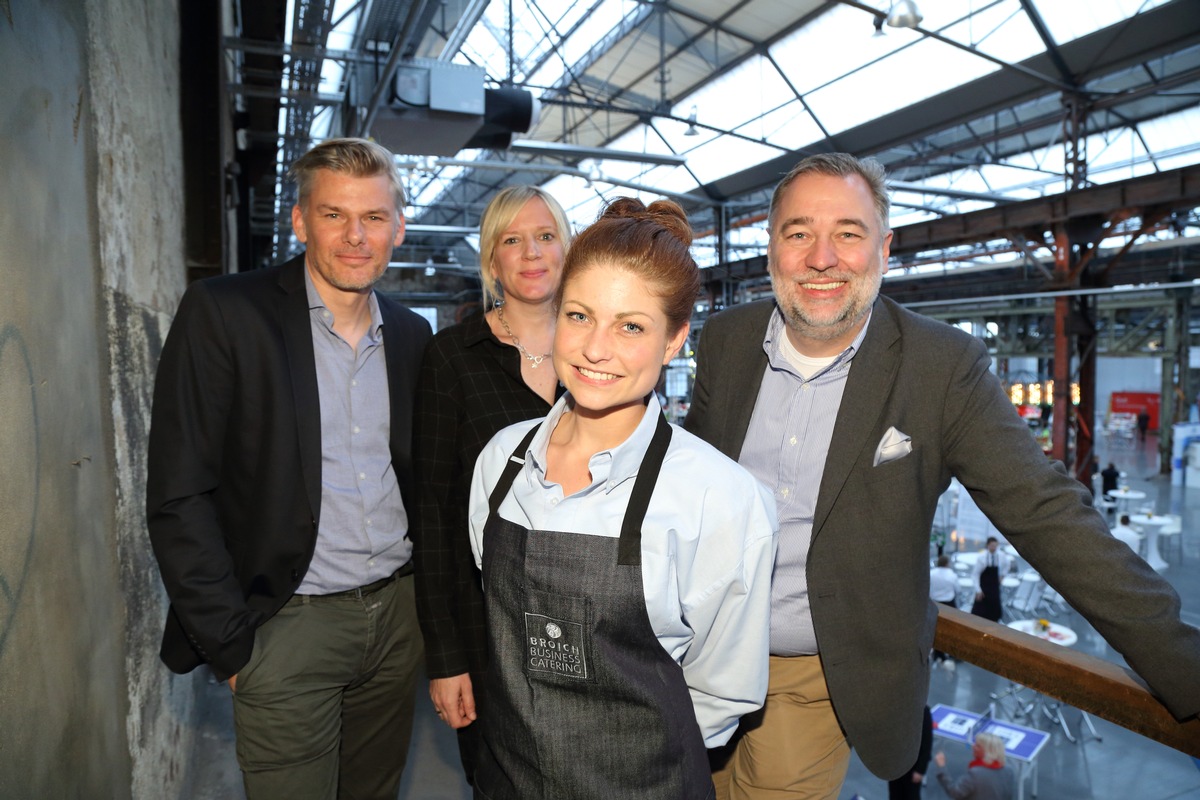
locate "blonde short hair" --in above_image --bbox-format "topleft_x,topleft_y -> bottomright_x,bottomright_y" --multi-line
973,732 -> 1007,766
478,186 -> 572,308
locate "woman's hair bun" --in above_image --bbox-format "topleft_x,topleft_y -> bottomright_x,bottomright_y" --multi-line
600,197 -> 693,247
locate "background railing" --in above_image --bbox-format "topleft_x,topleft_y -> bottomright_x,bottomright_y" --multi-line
934,604 -> 1200,757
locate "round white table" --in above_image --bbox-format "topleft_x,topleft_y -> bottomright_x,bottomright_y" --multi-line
1130,513 -> 1170,572
1106,487 -> 1147,516
1007,618 -> 1078,646
953,551 -> 980,568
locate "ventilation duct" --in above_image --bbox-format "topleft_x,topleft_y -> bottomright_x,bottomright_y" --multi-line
367,59 -> 540,156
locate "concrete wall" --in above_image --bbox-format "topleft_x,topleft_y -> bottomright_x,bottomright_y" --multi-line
0,0 -> 196,796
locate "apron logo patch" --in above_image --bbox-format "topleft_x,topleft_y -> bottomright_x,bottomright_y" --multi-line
524,613 -> 588,679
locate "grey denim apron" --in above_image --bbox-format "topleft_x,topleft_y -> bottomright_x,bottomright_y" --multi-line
474,414 -> 714,800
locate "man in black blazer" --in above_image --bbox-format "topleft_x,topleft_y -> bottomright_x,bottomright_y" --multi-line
147,138 -> 431,800
685,153 -> 1200,799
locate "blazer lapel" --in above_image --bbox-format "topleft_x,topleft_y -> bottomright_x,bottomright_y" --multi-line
813,298 -> 901,538
719,301 -> 773,460
277,257 -> 322,522
378,294 -> 414,491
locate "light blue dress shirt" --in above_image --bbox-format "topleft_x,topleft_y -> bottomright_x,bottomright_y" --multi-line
298,270 -> 411,594
737,308 -> 870,655
469,393 -> 779,747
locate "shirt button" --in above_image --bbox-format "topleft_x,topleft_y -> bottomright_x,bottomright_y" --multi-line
352,379 -> 358,387
359,472 -> 366,480
353,425 -> 360,434
780,487 -> 790,498
368,559 -> 376,567
550,498 -> 559,506
789,435 -> 797,446
322,310 -> 331,319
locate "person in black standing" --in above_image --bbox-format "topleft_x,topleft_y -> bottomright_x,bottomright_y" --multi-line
1137,408 -> 1151,441
888,706 -> 933,800
1101,462 -> 1121,496
970,537 -> 1009,623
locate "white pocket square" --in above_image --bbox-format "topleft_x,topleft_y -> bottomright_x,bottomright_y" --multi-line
873,426 -> 912,467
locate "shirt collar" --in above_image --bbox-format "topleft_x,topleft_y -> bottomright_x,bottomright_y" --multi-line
304,266 -> 384,340
762,304 -> 872,379
527,392 -> 664,494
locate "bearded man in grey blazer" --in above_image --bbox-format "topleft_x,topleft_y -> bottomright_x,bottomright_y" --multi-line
684,152 -> 1200,800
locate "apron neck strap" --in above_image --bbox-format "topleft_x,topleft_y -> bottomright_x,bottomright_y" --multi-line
488,423 -> 541,516
618,414 -> 673,566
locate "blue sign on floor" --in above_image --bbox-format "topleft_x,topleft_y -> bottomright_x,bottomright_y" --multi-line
931,703 -> 1051,762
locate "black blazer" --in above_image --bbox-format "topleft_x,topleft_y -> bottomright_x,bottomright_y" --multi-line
685,296 -> 1200,779
146,255 -> 431,680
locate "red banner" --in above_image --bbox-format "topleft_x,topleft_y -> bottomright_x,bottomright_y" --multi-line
1110,391 -> 1160,430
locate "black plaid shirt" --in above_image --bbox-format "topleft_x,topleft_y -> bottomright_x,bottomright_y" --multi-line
412,310 -> 559,678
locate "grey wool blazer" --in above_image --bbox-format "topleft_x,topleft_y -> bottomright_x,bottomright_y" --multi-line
684,295 -> 1200,780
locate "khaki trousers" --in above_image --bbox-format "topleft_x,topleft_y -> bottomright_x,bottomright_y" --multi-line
232,573 -> 423,800
712,654 -> 850,800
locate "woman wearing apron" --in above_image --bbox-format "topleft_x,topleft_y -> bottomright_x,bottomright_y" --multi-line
468,198 -> 778,799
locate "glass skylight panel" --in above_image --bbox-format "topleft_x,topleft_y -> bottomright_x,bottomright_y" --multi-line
932,0 -> 1042,64
655,118 -> 721,159
1139,107 -> 1200,164
607,122 -> 688,161
541,173 -> 605,226
679,56 -> 794,133
683,136 -> 785,185
639,163 -> 701,196
457,0 -> 616,84
742,103 -> 825,151
768,4 -> 908,96
919,168 -> 993,196
410,163 -> 466,209
1029,0 -> 1169,46
973,163 -> 1054,196
327,0 -> 360,49
806,39 -> 997,134
528,1 -> 633,88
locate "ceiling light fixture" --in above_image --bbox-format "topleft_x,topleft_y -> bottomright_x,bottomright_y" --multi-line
684,105 -> 700,136
873,13 -> 886,36
886,0 -> 923,28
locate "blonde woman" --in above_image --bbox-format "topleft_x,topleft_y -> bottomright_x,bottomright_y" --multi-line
934,732 -> 1015,800
412,185 -> 572,781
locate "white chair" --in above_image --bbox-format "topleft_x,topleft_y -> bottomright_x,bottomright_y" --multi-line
1157,514 -> 1183,563
1010,571 -> 1043,614
1096,495 -> 1117,522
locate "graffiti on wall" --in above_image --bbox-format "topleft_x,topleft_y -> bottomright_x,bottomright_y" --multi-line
0,325 -> 38,662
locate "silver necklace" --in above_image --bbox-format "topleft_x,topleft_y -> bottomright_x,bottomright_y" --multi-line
496,304 -> 551,368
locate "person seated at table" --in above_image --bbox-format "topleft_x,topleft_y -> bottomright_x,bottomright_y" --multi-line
1112,514 -> 1143,553
468,197 -> 779,799
933,732 -> 1014,800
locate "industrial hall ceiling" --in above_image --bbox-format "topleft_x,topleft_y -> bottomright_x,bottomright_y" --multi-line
214,0 -> 1200,318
